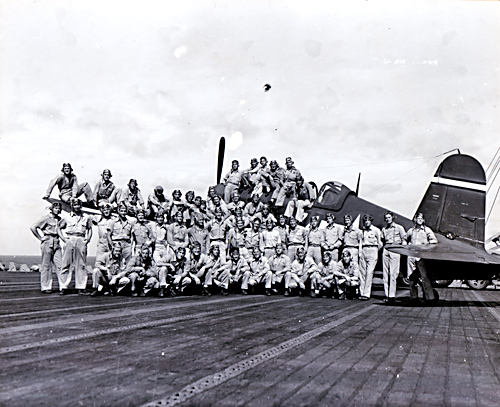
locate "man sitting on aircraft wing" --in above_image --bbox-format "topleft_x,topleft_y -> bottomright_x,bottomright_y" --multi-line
284,176 -> 316,223
44,163 -> 94,206
93,169 -> 116,208
275,157 -> 302,208
405,213 -> 438,305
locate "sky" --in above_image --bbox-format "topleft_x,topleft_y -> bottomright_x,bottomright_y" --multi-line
1,0 -> 500,255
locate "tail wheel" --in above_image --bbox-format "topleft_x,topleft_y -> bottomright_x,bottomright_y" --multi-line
433,280 -> 453,288
465,280 -> 491,290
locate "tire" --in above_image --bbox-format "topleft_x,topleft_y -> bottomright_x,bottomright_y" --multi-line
397,277 -> 410,287
465,280 -> 491,290
433,280 -> 453,288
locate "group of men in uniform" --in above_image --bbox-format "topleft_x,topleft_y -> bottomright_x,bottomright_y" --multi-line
30,160 -> 439,304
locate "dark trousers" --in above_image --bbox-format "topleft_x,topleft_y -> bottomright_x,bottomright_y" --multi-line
408,257 -> 435,301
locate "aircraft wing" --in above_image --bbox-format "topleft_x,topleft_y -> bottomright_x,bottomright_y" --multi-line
386,236 -> 500,265
44,197 -> 100,215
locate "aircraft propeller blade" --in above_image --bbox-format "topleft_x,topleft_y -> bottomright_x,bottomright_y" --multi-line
216,137 -> 225,184
355,173 -> 361,196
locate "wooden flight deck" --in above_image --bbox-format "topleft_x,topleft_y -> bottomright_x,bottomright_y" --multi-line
1,272 -> 500,407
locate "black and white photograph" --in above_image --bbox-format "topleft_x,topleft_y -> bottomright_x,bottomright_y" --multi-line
1,0 -> 500,406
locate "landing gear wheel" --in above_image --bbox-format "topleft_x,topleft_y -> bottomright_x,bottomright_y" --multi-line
465,280 -> 491,290
434,280 -> 453,288
398,277 -> 410,287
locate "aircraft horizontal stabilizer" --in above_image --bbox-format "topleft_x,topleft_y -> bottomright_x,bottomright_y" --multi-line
386,238 -> 500,265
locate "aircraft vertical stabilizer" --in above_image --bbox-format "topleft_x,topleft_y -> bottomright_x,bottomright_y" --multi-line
414,154 -> 486,248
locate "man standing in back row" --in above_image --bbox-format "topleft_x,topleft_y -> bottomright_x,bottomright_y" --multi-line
359,214 -> 382,301
381,211 -> 406,304
59,199 -> 93,295
30,202 -> 67,294
405,213 -> 438,305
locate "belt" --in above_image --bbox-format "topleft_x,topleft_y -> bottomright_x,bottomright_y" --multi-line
113,238 -> 131,243
309,244 -> 320,247
264,247 -> 275,250
344,245 -> 359,248
227,181 -> 239,186
67,233 -> 85,237
211,238 -> 225,242
288,242 -> 303,246
44,234 -> 58,237
363,245 -> 378,248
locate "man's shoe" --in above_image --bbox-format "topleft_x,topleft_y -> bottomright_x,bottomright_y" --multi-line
338,293 -> 346,300
78,289 -> 88,295
202,287 -> 212,296
359,296 -> 369,301
41,290 -> 52,294
169,287 -> 177,297
241,289 -> 248,295
310,291 -> 317,298
90,289 -> 99,297
139,291 -> 146,297
221,288 -> 229,296
158,288 -> 165,297
132,290 -> 138,297
60,289 -> 68,295
284,289 -> 290,297
265,289 -> 272,296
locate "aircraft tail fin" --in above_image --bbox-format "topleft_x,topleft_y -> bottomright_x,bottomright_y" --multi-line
415,154 -> 486,248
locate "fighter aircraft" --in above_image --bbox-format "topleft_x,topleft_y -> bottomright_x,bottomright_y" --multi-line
385,153 -> 500,288
215,137 -> 500,289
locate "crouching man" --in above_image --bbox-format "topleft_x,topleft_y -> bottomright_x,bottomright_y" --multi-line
157,247 -> 190,296
284,247 -> 317,297
241,246 -> 273,295
335,250 -> 361,300
188,243 -> 224,296
216,248 -> 250,295
125,244 -> 158,296
109,245 -> 158,297
268,243 -> 291,294
91,243 -> 125,296
311,251 -> 338,298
